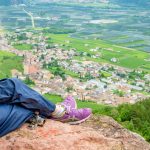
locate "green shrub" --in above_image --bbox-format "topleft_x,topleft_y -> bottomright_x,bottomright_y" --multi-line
23,76 -> 35,86
113,89 -> 125,97
117,104 -> 132,121
117,99 -> 150,142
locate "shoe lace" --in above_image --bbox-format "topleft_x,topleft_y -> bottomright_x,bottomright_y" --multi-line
61,99 -> 73,113
63,104 -> 71,113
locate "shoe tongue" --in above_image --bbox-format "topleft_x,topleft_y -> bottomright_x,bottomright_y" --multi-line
61,103 -> 71,113
51,105 -> 65,118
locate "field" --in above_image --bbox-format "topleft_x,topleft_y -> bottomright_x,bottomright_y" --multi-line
45,33 -> 150,72
0,2 -> 150,52
0,50 -> 23,79
13,43 -> 33,50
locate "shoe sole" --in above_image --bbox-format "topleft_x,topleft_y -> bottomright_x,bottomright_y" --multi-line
67,114 -> 92,125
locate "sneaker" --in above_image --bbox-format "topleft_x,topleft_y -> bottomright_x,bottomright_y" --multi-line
56,108 -> 92,125
60,96 -> 77,112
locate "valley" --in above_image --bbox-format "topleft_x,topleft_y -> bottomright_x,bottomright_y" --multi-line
0,0 -> 150,142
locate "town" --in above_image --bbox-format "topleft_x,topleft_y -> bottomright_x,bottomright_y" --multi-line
0,29 -> 149,106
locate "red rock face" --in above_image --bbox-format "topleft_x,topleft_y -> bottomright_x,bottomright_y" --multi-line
0,116 -> 150,150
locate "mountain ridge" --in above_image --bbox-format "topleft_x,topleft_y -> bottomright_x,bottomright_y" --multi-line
0,0 -> 24,5
0,0 -> 150,6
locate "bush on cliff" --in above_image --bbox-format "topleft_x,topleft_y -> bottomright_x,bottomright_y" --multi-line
116,99 -> 150,142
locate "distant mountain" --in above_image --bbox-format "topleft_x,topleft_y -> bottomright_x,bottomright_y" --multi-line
112,0 -> 150,6
37,0 -> 150,7
0,0 -> 149,7
35,0 -> 110,4
0,0 -> 24,5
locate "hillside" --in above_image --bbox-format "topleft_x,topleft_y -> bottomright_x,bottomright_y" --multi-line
113,0 -> 150,6
0,0 -> 25,5
37,0 -> 150,7
1,0 -> 150,7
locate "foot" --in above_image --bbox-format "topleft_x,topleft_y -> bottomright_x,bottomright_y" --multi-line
53,108 -> 92,125
60,96 -> 77,112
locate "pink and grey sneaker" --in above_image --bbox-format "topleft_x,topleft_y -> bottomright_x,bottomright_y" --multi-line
57,108 -> 92,125
60,96 -> 77,112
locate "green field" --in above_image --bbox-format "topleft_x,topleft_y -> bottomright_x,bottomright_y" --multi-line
13,43 -> 33,50
44,33 -> 150,72
0,50 -> 23,78
52,2 -> 120,9
62,68 -> 80,78
118,40 -> 146,47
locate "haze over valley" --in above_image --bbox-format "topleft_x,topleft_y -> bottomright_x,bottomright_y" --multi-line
0,0 -> 150,52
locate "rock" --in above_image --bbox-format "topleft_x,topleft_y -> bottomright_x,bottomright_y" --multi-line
81,116 -> 150,150
0,116 -> 150,150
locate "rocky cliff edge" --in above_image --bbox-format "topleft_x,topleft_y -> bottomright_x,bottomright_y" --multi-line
0,116 -> 150,150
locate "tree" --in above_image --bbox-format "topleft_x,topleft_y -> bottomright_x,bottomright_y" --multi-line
24,76 -> 35,85
17,33 -> 28,41
85,72 -> 94,80
66,86 -> 73,92
113,89 -> 125,97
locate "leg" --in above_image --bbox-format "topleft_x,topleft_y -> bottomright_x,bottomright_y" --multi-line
0,78 -> 92,125
0,78 -> 56,117
0,78 -> 15,103
0,104 -> 33,137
